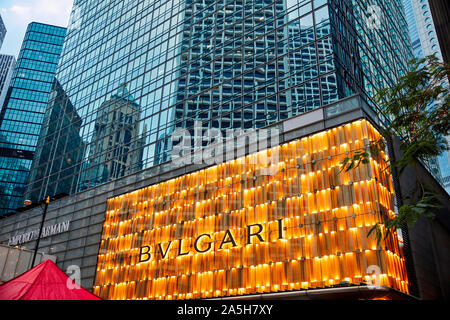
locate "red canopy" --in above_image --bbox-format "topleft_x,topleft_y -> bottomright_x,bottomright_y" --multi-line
0,259 -> 101,300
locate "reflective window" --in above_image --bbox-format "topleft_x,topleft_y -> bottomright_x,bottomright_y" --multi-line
25,0 -> 412,204
0,23 -> 66,215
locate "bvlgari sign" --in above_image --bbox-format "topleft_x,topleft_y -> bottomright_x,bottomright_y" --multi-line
139,220 -> 284,262
8,220 -> 71,246
94,120 -> 410,300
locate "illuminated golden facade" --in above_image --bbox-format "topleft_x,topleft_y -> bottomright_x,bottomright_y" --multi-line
93,119 -> 409,300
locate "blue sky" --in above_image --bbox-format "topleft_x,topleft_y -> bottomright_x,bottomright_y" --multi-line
0,0 -> 73,57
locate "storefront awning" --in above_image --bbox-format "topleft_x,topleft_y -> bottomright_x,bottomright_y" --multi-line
0,259 -> 101,300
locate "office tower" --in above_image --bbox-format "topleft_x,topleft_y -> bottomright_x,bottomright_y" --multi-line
7,0 -> 443,300
427,0 -> 450,63
352,0 -> 412,99
403,0 -> 424,58
27,0 -> 412,201
0,14 -> 6,50
0,55 -> 16,110
0,23 -> 66,215
404,0 -> 443,60
403,0 -> 450,194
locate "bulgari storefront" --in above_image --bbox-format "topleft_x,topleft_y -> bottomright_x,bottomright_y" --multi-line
92,119 -> 409,300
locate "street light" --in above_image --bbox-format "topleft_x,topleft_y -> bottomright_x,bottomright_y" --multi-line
24,196 -> 51,267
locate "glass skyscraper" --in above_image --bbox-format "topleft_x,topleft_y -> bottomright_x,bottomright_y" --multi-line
402,0 -> 450,194
403,0 -> 423,58
0,14 -> 6,50
0,22 -> 66,215
26,0 -> 412,203
0,55 -> 16,111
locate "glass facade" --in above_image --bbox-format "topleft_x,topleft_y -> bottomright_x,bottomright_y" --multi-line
352,0 -> 412,98
94,120 -> 409,299
0,55 -> 16,111
402,0 -> 423,58
0,14 -> 6,50
402,0 -> 450,194
0,23 -> 66,215
27,0 -> 412,203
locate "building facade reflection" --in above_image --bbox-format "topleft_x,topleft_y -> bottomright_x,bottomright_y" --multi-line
80,84 -> 146,190
27,79 -> 84,202
25,0 -> 412,205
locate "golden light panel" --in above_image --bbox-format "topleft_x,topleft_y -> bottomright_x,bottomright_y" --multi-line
93,119 -> 409,300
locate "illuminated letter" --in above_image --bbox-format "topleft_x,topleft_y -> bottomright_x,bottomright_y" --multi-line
157,241 -> 172,259
277,219 -> 284,239
247,224 -> 265,244
177,238 -> 190,256
219,230 -> 237,249
139,246 -> 152,263
194,234 -> 212,253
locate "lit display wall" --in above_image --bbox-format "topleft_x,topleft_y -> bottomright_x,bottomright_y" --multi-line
94,119 -> 409,300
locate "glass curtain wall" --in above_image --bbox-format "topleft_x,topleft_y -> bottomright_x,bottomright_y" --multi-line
0,23 -> 66,215
27,0 -> 411,203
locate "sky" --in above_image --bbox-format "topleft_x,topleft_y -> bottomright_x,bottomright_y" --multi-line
0,0 -> 74,58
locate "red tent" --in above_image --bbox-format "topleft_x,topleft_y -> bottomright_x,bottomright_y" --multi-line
0,259 -> 101,300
